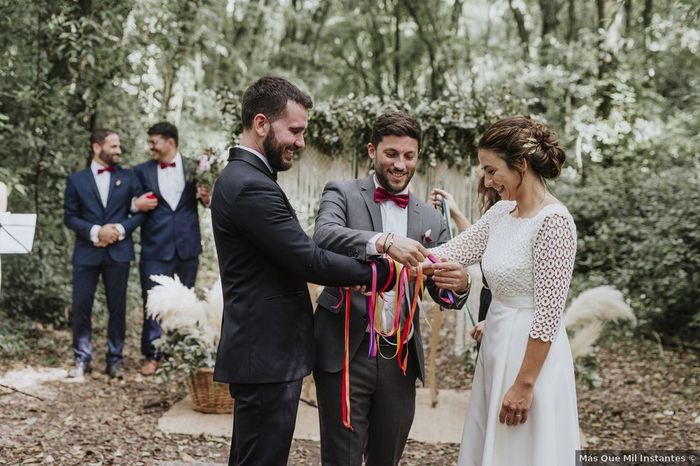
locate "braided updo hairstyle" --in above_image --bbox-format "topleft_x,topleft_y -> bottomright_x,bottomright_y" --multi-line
478,116 -> 565,181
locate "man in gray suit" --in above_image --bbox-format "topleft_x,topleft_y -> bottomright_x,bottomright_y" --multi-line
313,112 -> 471,466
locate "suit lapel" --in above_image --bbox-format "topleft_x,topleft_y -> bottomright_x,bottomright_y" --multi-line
230,147 -> 277,183
406,192 -> 423,241
105,167 -> 119,209
84,168 -> 104,211
359,176 -> 383,232
147,161 -> 162,200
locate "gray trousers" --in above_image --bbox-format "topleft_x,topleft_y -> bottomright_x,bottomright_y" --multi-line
314,334 -> 418,466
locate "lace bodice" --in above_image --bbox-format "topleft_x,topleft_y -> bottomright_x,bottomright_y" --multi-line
430,200 -> 577,341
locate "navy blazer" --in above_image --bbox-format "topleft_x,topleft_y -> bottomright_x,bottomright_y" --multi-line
210,148 -> 394,385
64,166 -> 144,266
133,158 -> 202,261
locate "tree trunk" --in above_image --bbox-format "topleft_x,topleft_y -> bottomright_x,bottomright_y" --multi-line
567,0 -> 576,43
394,0 -> 401,97
508,0 -> 530,58
642,0 -> 653,50
539,0 -> 559,39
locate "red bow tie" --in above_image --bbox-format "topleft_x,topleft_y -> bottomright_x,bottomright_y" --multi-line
97,165 -> 115,174
159,161 -> 176,169
374,187 -> 409,209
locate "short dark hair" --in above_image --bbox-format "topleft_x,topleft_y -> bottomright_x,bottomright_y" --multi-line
147,121 -> 179,146
241,76 -> 313,129
370,112 -> 422,150
90,128 -> 116,147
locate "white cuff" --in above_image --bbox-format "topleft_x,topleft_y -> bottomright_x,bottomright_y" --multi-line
130,197 -> 138,213
115,223 -> 126,241
90,225 -> 101,244
366,232 -> 383,256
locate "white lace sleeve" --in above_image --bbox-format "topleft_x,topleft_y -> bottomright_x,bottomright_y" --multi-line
429,201 -> 512,267
529,213 -> 577,342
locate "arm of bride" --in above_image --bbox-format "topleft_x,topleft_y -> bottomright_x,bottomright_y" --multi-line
499,213 -> 577,426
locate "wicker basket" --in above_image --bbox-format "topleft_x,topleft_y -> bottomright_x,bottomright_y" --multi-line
184,367 -> 233,414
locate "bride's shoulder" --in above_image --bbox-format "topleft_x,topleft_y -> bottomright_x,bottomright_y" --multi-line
536,202 -> 576,231
489,200 -> 517,216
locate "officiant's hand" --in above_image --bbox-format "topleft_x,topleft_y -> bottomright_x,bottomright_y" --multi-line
197,185 -> 211,207
499,381 -> 533,426
426,259 -> 470,293
376,234 -> 428,267
135,192 -> 158,212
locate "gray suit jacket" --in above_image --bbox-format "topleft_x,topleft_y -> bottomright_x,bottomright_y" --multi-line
313,175 -> 468,382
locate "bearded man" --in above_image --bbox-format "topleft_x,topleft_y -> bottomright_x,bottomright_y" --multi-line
64,129 -> 145,379
210,77 -> 400,466
312,112 -> 471,466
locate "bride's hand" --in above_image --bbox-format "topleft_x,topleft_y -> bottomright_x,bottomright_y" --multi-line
499,381 -> 534,426
470,321 -> 485,343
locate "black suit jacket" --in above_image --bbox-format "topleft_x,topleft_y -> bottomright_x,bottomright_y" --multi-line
211,148 -> 392,384
312,175 -> 469,382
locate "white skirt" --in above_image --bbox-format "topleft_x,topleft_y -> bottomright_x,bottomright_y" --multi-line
458,296 -> 580,466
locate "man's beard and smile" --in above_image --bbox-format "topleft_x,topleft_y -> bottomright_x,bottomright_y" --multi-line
99,150 -> 119,166
375,163 -> 413,194
263,126 -> 296,172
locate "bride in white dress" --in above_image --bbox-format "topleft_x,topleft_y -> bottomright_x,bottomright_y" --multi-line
427,116 -> 580,466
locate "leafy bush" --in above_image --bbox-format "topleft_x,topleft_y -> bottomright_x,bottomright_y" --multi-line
154,330 -> 217,380
561,165 -> 700,342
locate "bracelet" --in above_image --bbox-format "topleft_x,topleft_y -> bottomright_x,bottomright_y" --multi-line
385,234 -> 395,254
381,232 -> 392,253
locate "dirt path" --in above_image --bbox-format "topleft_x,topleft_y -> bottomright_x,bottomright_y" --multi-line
0,309 -> 697,465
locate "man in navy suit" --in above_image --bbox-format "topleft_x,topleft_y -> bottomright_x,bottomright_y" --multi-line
64,129 -> 145,379
133,122 -> 211,376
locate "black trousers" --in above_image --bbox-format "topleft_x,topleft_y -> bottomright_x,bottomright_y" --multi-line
314,334 -> 418,466
228,379 -> 303,466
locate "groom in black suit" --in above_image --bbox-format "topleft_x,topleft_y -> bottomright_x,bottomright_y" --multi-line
313,112 -> 471,465
210,77 -> 406,466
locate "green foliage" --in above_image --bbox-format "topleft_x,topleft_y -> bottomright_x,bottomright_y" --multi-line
562,166 -> 700,341
221,91 -> 528,169
0,0 -> 698,347
154,330 -> 217,380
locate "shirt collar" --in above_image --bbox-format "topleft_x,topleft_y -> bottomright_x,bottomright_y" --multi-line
236,145 -> 274,174
91,160 -> 110,175
372,174 -> 409,195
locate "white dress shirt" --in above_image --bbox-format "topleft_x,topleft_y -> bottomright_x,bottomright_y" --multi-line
158,152 -> 186,210
365,176 -> 411,335
89,160 -> 125,245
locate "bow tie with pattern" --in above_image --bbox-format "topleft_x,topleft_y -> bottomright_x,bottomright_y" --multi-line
97,165 -> 115,174
373,186 -> 409,209
159,161 -> 176,169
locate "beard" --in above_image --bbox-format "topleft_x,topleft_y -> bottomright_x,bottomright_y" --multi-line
99,150 -> 119,166
373,161 -> 413,194
263,126 -> 294,172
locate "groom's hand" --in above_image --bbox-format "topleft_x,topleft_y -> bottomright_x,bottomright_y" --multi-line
377,235 -> 428,267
